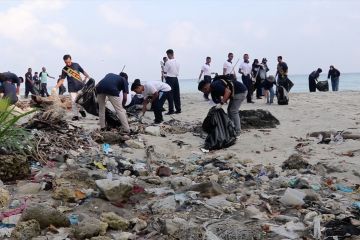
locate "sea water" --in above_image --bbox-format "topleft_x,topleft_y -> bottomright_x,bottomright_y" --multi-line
18,73 -> 359,96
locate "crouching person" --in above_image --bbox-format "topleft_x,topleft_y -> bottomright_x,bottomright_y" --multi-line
0,72 -> 20,105
95,73 -> 130,133
198,77 -> 247,136
131,79 -> 171,124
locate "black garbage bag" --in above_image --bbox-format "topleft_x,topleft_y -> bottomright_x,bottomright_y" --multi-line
76,78 -> 99,116
316,80 -> 329,92
75,78 -> 122,128
202,107 -> 237,150
277,77 -> 294,92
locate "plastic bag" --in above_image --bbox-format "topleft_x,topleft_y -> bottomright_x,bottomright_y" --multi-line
202,107 -> 237,150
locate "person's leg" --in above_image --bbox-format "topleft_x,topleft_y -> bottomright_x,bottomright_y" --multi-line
173,78 -> 181,112
269,87 -> 275,103
108,95 -> 130,132
246,76 -> 253,102
264,89 -> 269,103
227,92 -> 246,135
152,94 -> 163,123
44,83 -> 49,97
165,77 -> 174,113
40,83 -> 45,97
70,92 -> 79,117
97,94 -> 107,129
25,84 -> 30,98
334,77 -> 339,91
331,79 -> 335,91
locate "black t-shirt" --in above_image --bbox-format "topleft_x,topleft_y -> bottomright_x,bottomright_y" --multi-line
61,62 -> 85,92
25,72 -> 32,84
309,71 -> 320,81
96,73 -> 129,96
1,72 -> 21,87
0,82 -> 18,104
210,80 -> 247,103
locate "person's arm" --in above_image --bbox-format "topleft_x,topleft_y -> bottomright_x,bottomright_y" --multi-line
141,99 -> 149,116
327,70 -> 331,79
150,91 -> 159,104
55,79 -> 65,89
221,88 -> 232,104
48,73 -> 55,79
122,92 -> 128,107
198,70 -> 204,81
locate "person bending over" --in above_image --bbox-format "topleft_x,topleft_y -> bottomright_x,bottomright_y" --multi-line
95,73 -> 130,133
198,76 -> 247,136
131,79 -> 171,124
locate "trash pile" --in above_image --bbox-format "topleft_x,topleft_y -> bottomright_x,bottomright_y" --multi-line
1,101 -> 360,239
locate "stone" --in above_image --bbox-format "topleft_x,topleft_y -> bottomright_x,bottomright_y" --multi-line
10,219 -> 41,240
0,154 -> 30,182
96,178 -> 134,202
73,217 -> 108,240
17,182 -> 42,194
0,187 -> 10,208
91,237 -> 112,240
163,217 -> 188,235
131,218 -> 147,233
156,166 -> 172,177
171,176 -> 192,190
187,181 -> 226,198
20,203 -> 70,229
125,139 -> 144,149
281,154 -> 310,170
151,195 -> 177,214
100,212 -> 129,230
205,219 -> 261,240
145,126 -> 161,136
240,109 -> 280,129
161,218 -> 204,239
111,232 -> 136,240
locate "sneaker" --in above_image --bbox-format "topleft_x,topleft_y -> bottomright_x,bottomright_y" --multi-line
72,116 -> 80,121
79,110 -> 86,118
175,110 -> 181,114
247,101 -> 255,104
154,119 -> 163,124
165,111 -> 174,115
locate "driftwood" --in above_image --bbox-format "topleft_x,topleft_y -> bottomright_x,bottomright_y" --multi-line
90,131 -> 130,144
309,131 -> 360,140
30,95 -> 72,110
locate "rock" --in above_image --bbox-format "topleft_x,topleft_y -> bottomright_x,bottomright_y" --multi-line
125,140 -> 144,149
100,212 -> 129,230
281,154 -> 310,170
73,217 -> 108,240
240,109 -> 280,129
171,176 -> 192,190
187,181 -> 226,198
151,195 -> 176,214
52,186 -> 76,202
0,187 -> 10,208
206,195 -> 232,208
20,203 -> 70,229
96,178 -> 134,202
131,218 -> 147,232
10,219 -> 40,240
156,166 -> 172,177
205,219 -> 260,240
17,182 -> 42,194
145,126 -> 161,136
302,189 -> 321,202
226,194 -> 237,202
160,218 -> 204,239
0,154 -> 30,182
91,237 -> 112,240
111,232 -> 136,240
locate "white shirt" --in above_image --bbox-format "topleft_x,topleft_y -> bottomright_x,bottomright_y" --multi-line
201,64 -> 211,76
143,81 -> 171,98
239,62 -> 252,76
223,61 -> 234,75
164,59 -> 180,77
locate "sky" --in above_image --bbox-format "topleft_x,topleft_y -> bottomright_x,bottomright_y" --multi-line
0,0 -> 359,81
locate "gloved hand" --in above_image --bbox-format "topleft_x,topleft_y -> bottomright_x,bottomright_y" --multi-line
215,103 -> 222,109
51,88 -> 57,96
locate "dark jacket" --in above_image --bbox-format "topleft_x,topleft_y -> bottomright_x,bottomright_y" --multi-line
328,68 -> 340,80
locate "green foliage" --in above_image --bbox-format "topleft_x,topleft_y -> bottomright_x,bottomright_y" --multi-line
0,99 -> 36,153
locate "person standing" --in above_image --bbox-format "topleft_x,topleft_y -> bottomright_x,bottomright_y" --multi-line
276,56 -> 289,90
39,67 -> 55,97
251,59 -> 263,99
163,49 -> 181,114
131,79 -> 171,124
161,57 -> 167,82
327,65 -> 340,91
53,54 -> 90,121
223,52 -> 236,78
198,77 -> 247,136
308,68 -> 322,92
33,72 -> 40,93
239,53 -> 253,103
95,73 -> 130,133
24,68 -> 37,98
198,56 -> 212,100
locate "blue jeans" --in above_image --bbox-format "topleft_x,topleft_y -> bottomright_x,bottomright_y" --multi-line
228,91 -> 247,135
266,87 -> 274,103
331,77 -> 339,91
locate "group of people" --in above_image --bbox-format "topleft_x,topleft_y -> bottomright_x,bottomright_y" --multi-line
308,66 -> 341,92
197,53 -> 290,136
24,67 -> 57,98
